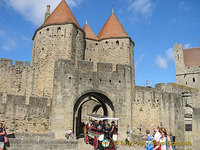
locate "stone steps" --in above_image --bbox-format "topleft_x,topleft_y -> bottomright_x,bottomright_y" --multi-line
7,132 -> 55,140
5,133 -> 78,150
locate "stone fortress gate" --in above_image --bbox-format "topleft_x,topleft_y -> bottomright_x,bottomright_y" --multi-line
0,0 -> 200,149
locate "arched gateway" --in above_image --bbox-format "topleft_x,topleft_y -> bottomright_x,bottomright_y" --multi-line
51,59 -> 133,140
73,92 -> 115,138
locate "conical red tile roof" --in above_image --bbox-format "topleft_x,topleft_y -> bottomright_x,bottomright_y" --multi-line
41,0 -> 80,28
83,23 -> 98,40
97,13 -> 129,39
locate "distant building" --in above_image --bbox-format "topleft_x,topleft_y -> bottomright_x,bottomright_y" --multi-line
174,44 -> 200,89
0,0 -> 199,149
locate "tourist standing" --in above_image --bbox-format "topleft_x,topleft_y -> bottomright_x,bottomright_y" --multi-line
154,127 -> 173,150
109,121 -> 117,138
142,129 -> 154,150
83,123 -> 88,138
65,127 -> 74,139
0,123 -> 6,150
126,125 -> 132,142
152,127 -> 161,150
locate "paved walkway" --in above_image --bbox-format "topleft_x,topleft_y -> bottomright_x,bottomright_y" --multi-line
78,138 -> 145,150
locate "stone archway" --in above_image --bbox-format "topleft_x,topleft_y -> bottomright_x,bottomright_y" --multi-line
73,92 -> 115,138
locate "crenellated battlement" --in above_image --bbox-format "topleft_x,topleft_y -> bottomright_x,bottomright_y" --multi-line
0,92 -> 51,133
0,92 -> 51,110
55,59 -> 129,75
155,83 -> 199,93
0,58 -> 33,96
0,58 -> 31,67
135,83 -> 198,94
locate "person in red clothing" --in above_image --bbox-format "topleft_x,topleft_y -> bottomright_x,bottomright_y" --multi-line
152,127 -> 161,150
0,123 -> 6,150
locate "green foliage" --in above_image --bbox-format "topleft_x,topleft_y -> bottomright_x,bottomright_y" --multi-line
139,107 -> 143,111
46,115 -> 49,119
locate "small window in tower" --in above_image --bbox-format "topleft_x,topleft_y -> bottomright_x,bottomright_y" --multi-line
193,78 -> 195,82
96,43 -> 98,45
184,74 -> 186,78
105,41 -> 108,44
57,27 -> 61,30
47,28 -> 49,31
177,54 -> 179,60
186,82 -> 187,85
89,58 -> 91,61
116,40 -> 119,45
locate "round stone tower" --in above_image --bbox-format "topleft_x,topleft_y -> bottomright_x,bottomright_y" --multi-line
31,0 -> 85,99
96,11 -> 135,90
83,20 -> 99,70
97,11 -> 135,71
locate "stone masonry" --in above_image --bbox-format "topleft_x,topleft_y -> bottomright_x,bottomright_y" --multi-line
174,43 -> 200,89
0,0 -> 199,149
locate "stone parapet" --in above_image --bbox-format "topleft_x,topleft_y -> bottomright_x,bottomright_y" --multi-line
0,92 -> 51,133
0,58 -> 31,67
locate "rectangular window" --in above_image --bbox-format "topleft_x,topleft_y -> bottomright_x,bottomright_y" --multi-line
185,124 -> 192,131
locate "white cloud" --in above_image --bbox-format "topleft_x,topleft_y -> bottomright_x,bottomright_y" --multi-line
3,0 -> 83,26
155,55 -> 168,69
1,38 -> 16,51
0,29 -> 17,51
128,0 -> 155,18
183,43 -> 191,49
135,54 -> 144,68
179,1 -> 190,11
156,47 -> 175,69
166,48 -> 174,60
168,19 -> 177,26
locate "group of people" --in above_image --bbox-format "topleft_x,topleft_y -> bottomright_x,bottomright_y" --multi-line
142,126 -> 174,150
87,120 -> 118,137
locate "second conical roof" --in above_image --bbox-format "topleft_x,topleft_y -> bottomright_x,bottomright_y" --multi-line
41,0 -> 80,28
97,13 -> 129,39
83,22 -> 98,40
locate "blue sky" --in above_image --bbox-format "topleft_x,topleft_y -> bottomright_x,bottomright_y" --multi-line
0,0 -> 200,86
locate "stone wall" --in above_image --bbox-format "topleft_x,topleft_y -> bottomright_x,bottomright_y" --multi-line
191,93 -> 200,150
31,23 -> 85,100
134,83 -> 199,150
51,59 -> 133,140
133,85 -> 179,136
98,38 -> 134,70
7,133 -> 78,150
0,58 -> 32,98
85,37 -> 135,72
85,39 -> 99,71
174,43 -> 200,89
7,139 -> 78,150
0,92 -> 51,134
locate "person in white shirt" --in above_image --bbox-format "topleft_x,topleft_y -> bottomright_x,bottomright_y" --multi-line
152,127 -> 161,150
125,125 -> 132,142
154,127 -> 173,150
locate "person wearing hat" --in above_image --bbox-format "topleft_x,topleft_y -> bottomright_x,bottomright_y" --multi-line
110,121 -> 117,138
